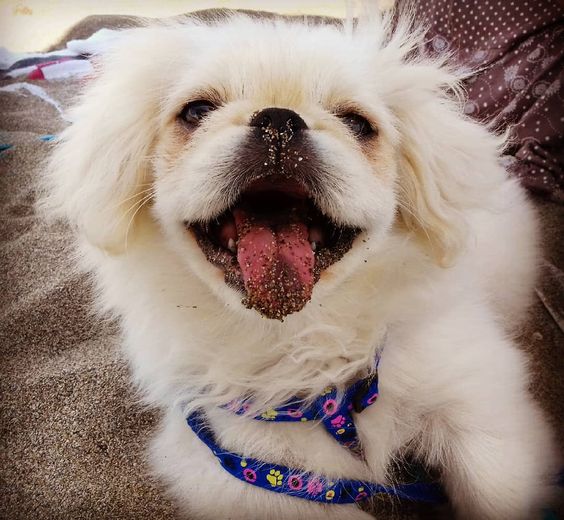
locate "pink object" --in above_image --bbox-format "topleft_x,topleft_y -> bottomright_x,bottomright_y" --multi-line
306,478 -> 323,495
330,415 -> 345,428
27,58 -> 93,81
322,399 -> 337,416
27,58 -> 72,80
287,475 -> 303,490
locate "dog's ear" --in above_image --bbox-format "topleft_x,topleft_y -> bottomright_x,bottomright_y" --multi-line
358,11 -> 506,265
44,26 -> 188,254
382,62 -> 504,265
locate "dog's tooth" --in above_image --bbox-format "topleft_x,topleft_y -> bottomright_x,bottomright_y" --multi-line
310,241 -> 317,252
228,238 -> 237,253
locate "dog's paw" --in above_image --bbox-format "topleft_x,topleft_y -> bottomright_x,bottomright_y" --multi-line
266,469 -> 283,487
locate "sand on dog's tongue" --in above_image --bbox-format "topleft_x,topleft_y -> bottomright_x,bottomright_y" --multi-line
233,207 -> 314,320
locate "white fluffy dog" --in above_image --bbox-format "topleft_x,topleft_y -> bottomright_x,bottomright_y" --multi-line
46,8 -> 558,520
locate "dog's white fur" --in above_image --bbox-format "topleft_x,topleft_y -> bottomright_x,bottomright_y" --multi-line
45,10 -> 558,520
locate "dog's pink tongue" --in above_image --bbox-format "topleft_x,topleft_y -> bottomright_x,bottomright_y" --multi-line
233,208 -> 314,320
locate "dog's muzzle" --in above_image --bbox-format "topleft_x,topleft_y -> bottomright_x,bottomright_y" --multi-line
187,107 -> 361,320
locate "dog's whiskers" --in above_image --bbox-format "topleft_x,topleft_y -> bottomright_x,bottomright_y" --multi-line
113,186 -> 155,210
122,191 -> 155,249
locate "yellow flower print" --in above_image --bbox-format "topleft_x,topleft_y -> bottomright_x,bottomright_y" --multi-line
266,469 -> 283,487
325,490 -> 335,500
261,409 -> 278,420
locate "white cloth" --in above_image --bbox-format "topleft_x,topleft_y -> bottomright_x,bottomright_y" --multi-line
66,28 -> 124,56
0,47 -> 76,69
1,28 -> 122,72
41,60 -> 93,80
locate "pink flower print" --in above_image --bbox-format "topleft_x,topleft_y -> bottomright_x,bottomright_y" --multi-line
306,478 -> 323,495
366,393 -> 378,405
243,468 -> 257,483
330,415 -> 345,428
355,486 -> 368,501
287,409 -> 303,418
287,475 -> 303,490
322,399 -> 337,416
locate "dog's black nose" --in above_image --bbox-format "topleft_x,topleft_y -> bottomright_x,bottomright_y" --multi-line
250,107 -> 307,134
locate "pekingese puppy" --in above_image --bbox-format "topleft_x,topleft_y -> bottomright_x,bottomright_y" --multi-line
45,8 -> 558,520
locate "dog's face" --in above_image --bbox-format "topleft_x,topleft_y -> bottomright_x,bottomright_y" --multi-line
152,19 -> 400,320
49,13 -> 484,322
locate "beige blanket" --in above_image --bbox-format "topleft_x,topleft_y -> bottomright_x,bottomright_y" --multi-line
1,14 -> 562,520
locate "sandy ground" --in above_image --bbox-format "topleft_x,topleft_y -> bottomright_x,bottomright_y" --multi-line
0,79 -> 178,519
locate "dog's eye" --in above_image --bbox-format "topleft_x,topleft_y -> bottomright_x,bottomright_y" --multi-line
338,113 -> 375,138
180,100 -> 217,125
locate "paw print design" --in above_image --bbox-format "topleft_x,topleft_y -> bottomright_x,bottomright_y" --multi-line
330,415 -> 345,428
306,478 -> 323,495
355,486 -> 368,501
261,409 -> 278,420
266,469 -> 283,487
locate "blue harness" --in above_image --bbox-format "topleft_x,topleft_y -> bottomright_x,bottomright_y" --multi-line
186,368 -> 446,505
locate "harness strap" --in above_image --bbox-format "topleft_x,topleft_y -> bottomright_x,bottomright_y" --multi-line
227,369 -> 380,451
186,409 -> 446,505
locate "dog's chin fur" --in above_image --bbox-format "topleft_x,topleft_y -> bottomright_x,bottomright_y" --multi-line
44,8 -> 559,520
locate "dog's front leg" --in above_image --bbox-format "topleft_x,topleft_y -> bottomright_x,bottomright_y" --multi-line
437,399 -> 556,519
421,339 -> 558,519
376,304 -> 559,520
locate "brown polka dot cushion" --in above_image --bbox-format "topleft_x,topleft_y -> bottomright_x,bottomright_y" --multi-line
403,0 -> 564,202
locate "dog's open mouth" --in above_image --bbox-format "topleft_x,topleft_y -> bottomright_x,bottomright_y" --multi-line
189,176 -> 359,320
